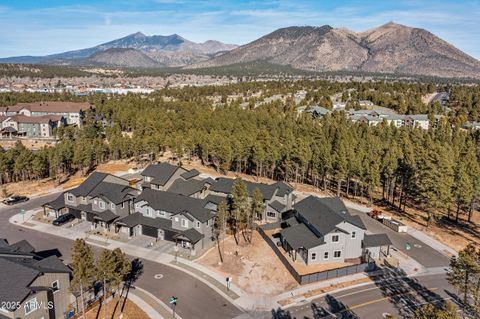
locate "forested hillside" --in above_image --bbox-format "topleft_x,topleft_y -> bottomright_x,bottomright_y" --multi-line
1,80 -> 480,226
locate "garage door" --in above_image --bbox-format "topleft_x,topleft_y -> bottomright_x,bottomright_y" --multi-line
164,229 -> 177,241
141,225 -> 158,238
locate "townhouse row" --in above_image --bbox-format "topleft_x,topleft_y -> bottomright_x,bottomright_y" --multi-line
44,163 -> 295,252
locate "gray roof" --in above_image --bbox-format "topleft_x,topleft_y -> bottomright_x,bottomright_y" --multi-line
363,233 -> 393,248
43,192 -> 66,210
8,240 -> 35,253
93,210 -> 118,223
69,172 -> 108,196
135,189 -> 214,222
269,200 -> 286,213
174,228 -> 204,244
305,106 -> 331,116
116,212 -> 173,230
275,181 -> 294,197
88,182 -> 137,204
1,126 -> 17,133
294,196 -> 365,237
203,194 -> 227,205
167,178 -> 210,196
0,240 -> 70,306
141,163 -> 184,186
210,178 -> 290,200
180,169 -> 200,180
280,223 -> 322,250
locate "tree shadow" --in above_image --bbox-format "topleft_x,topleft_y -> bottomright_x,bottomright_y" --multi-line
371,265 -> 445,317
271,307 -> 293,318
121,258 -> 144,313
324,294 -> 359,319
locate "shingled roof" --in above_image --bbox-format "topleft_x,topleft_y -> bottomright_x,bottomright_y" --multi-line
141,163 -> 185,186
135,189 -> 214,222
210,177 -> 291,200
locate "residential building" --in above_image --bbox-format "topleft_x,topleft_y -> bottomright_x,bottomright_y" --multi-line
299,105 -> 331,119
116,189 -> 216,251
43,172 -> 139,230
5,115 -> 66,138
0,239 -> 71,319
209,177 -> 294,222
462,121 -> 480,130
140,163 -> 189,191
279,196 -> 392,265
0,102 -> 94,126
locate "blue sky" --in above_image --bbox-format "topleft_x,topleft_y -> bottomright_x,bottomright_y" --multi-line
1,0 -> 480,58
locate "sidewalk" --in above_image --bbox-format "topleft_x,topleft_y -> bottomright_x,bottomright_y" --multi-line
9,209 -> 245,309
128,286 -> 180,319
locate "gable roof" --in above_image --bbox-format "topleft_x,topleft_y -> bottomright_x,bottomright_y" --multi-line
180,169 -> 200,180
210,177 -> 286,200
167,178 -> 210,197
280,223 -> 321,250
363,233 -> 392,248
0,240 -> 70,306
69,172 -> 109,196
88,182 -> 137,204
294,196 -> 364,236
7,101 -> 92,113
141,163 -> 184,186
269,200 -> 286,213
135,189 -> 214,222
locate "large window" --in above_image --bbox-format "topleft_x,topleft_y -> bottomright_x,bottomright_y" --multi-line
324,252 -> 329,259
334,250 -> 342,259
266,211 -> 276,218
99,201 -> 105,209
332,235 -> 339,243
52,280 -> 60,293
24,298 -> 38,315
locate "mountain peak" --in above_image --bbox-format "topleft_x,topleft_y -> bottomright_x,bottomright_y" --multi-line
130,31 -> 146,38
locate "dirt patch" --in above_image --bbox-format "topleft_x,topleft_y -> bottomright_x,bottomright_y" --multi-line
196,232 -> 298,295
0,178 -> 57,198
0,139 -> 57,150
75,297 -> 150,319
95,160 -> 133,174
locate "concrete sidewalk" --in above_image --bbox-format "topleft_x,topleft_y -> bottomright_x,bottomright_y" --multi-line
9,209 -> 245,309
128,286 -> 180,319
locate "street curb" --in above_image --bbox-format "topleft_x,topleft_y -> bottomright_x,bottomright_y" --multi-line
130,286 -> 182,319
9,210 -> 246,312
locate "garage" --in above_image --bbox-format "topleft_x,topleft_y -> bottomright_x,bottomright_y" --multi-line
141,224 -> 159,238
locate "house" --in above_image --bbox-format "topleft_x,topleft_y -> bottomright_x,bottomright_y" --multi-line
462,121 -> 480,130
383,114 -> 441,130
0,239 -> 71,319
279,196 -> 392,265
0,102 -> 94,126
209,178 -> 294,222
349,114 -> 382,126
43,172 -> 139,230
303,106 -> 331,119
140,163 -> 189,191
10,115 -> 65,138
116,188 -> 216,251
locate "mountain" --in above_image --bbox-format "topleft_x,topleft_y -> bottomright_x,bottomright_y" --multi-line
192,22 -> 480,79
83,48 -> 163,68
0,32 -> 237,67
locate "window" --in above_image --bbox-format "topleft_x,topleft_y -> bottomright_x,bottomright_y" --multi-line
334,251 -> 342,259
52,280 -> 60,293
94,199 -> 98,204
181,219 -> 188,228
196,221 -> 201,228
311,253 -> 316,260
121,202 -> 125,209
99,201 -> 105,209
67,194 -> 74,202
351,231 -> 356,239
174,217 -> 179,222
324,252 -> 329,259
111,203 -> 115,209
24,298 -> 37,315
266,212 -> 276,218
332,235 -> 339,243
146,208 -> 151,217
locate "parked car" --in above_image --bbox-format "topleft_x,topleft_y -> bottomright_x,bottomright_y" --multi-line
2,196 -> 29,205
52,213 -> 75,226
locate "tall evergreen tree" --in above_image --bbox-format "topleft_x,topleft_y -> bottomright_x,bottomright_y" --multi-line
71,239 -> 95,319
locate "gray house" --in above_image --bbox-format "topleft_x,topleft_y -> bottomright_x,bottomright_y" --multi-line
0,239 -> 71,319
140,163 -> 189,191
209,178 -> 294,222
43,172 -> 139,231
116,189 -> 216,252
280,196 -> 392,265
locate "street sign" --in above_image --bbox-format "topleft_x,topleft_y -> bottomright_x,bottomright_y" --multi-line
406,243 -> 411,250
169,296 -> 177,305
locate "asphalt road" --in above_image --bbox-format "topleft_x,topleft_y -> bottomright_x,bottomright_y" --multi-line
285,274 -> 456,319
349,209 -> 450,268
0,193 -> 243,319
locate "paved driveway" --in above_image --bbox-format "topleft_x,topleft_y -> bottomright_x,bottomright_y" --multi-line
349,209 -> 450,268
128,234 -> 175,254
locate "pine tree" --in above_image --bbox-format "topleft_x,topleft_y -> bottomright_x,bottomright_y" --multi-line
71,239 -> 95,319
448,244 -> 480,306
213,200 -> 229,262
414,301 -> 460,319
109,248 -> 131,301
252,188 -> 265,222
96,249 -> 115,319
230,178 -> 249,245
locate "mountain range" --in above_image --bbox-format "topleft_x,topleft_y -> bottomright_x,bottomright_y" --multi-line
1,23 -> 480,78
